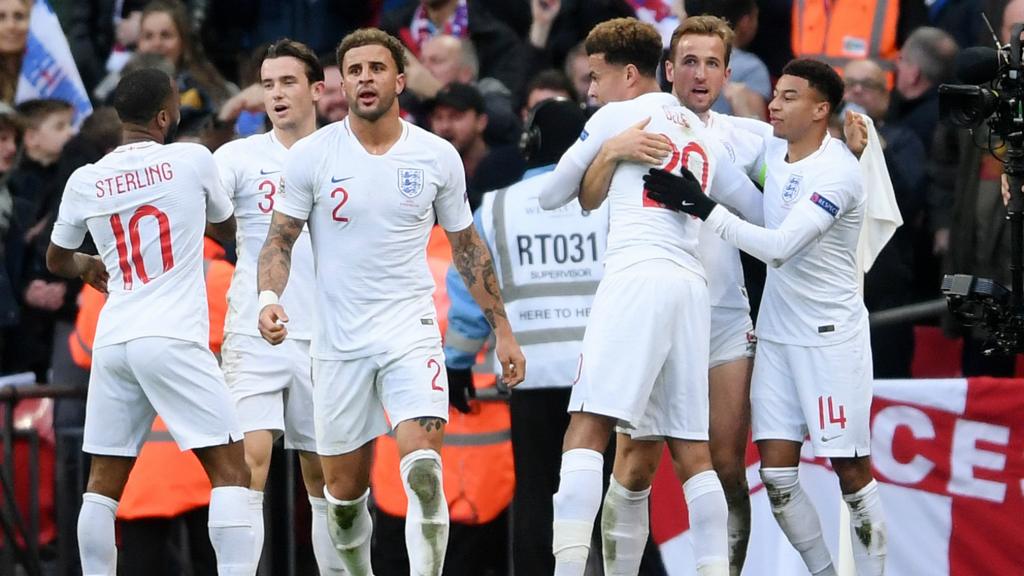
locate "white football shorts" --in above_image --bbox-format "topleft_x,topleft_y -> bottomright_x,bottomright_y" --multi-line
83,337 -> 243,456
221,333 -> 317,452
709,305 -> 756,369
312,341 -> 449,456
751,325 -> 873,458
572,259 -> 711,440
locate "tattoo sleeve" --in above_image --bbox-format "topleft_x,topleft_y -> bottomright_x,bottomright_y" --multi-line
257,212 -> 305,296
446,226 -> 510,331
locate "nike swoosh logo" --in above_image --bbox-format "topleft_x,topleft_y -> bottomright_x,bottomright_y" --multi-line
681,201 -> 695,207
259,169 -> 280,175
820,434 -> 843,443
331,176 -> 354,183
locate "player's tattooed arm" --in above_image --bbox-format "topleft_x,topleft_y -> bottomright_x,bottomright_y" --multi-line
447,225 -> 527,386
257,212 -> 305,296
446,225 -> 509,331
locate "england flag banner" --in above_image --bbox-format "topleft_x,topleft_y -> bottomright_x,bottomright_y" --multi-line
16,0 -> 92,126
651,378 -> 1024,575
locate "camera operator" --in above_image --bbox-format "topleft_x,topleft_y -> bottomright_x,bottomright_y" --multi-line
939,1 -> 1024,376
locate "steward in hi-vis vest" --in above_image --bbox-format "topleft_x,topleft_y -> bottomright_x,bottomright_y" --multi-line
443,98 -> 611,575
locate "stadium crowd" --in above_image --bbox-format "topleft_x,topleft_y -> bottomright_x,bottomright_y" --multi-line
0,0 -> 1021,575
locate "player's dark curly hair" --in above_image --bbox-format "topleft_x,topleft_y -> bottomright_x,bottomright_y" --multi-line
264,38 -> 324,84
335,28 -> 407,75
584,18 -> 663,78
782,58 -> 844,114
113,68 -> 174,125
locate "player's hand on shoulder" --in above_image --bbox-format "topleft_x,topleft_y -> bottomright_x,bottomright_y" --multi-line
495,332 -> 526,388
642,167 -> 716,220
258,304 -> 289,345
843,110 -> 868,159
79,254 -> 109,294
606,117 -> 672,165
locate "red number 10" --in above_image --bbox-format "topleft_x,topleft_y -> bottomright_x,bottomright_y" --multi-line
109,204 -> 174,290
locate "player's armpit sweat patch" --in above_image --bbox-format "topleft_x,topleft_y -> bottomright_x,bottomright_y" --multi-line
809,193 -> 839,217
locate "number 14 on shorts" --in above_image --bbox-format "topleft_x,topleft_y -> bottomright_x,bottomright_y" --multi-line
817,395 -> 846,431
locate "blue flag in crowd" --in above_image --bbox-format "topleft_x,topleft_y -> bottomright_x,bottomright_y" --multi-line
16,0 -> 92,127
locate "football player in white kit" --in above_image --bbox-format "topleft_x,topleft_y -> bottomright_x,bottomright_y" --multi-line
581,16 -> 766,574
643,59 -> 887,576
46,68 -> 258,575
539,18 -> 764,576
214,39 -> 346,574
255,29 -> 525,576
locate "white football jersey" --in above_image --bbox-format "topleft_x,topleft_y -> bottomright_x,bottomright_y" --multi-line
215,132 -> 315,340
277,118 -> 473,360
51,141 -> 234,348
551,91 -> 753,277
755,134 -> 866,345
700,111 -> 766,309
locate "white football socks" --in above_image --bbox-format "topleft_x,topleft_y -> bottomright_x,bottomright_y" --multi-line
208,486 -> 258,576
760,467 -> 836,576
601,476 -> 650,575
324,487 -> 374,576
725,488 -> 751,576
310,495 -> 348,574
683,470 -> 730,576
249,490 -> 264,569
844,479 -> 887,575
400,449 -> 449,576
78,492 -> 118,576
552,448 -> 604,576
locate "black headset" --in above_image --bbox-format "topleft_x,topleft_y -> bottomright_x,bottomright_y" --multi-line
519,97 -> 575,162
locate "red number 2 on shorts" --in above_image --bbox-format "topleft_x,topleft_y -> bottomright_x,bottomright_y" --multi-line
427,358 -> 443,391
818,395 -> 847,430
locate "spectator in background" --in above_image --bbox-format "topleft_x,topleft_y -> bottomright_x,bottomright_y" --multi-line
381,0 -> 529,99
316,54 -> 347,125
0,102 -> 18,366
0,0 -> 29,104
844,58 -> 926,378
429,83 -> 525,211
889,27 -> 957,154
138,0 -> 234,128
67,1 -> 148,95
404,34 -> 520,146
521,69 -> 577,120
524,0 -> 637,80
686,0 -> 771,120
3,99 -> 75,381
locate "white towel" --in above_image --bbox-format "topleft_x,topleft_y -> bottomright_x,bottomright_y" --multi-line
856,113 -> 902,275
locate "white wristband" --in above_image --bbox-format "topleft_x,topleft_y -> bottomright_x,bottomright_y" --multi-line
258,290 -> 279,310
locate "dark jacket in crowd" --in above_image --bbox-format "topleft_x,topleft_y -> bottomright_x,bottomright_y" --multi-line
381,0 -> 529,98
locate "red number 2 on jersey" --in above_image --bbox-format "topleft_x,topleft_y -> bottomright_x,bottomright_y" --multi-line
642,137 -> 710,208
109,204 -> 174,290
331,186 -> 350,222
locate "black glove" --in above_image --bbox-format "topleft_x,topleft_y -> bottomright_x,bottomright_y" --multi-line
447,367 -> 476,414
642,167 -> 717,220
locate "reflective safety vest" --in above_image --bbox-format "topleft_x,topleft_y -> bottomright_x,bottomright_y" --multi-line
792,0 -> 899,78
117,416 -> 212,520
371,226 -> 514,525
474,173 -> 608,389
